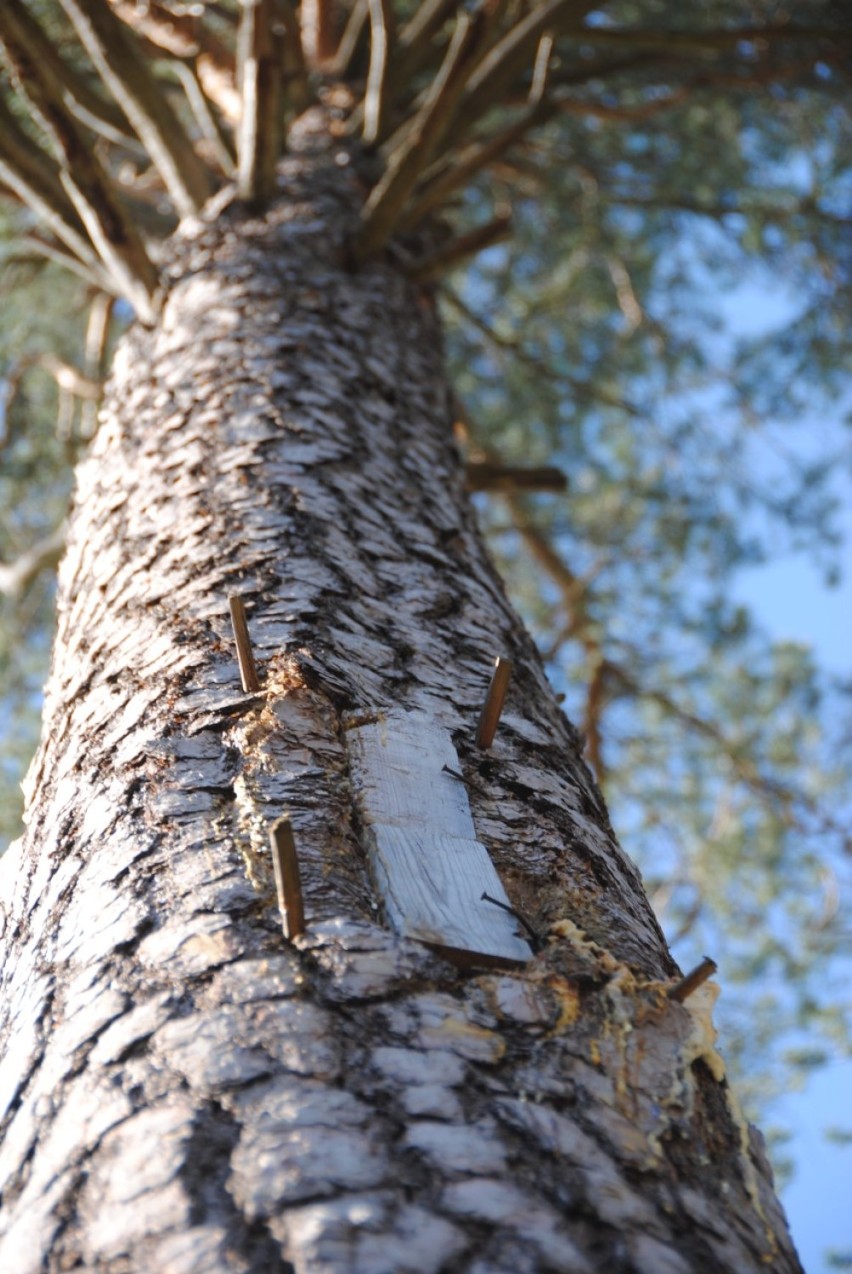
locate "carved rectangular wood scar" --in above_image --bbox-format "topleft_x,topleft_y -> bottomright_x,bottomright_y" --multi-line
348,710 -> 532,968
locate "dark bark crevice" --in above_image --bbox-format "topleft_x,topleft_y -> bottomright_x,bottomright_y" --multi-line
182,1100 -> 297,1274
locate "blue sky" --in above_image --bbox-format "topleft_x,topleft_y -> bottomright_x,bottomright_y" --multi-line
737,532 -> 851,1271
731,400 -> 850,1270
777,1058 -> 852,1271
740,533 -> 851,1270
662,251 -> 852,1269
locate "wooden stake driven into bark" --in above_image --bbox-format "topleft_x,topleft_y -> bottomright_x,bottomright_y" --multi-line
228,595 -> 260,693
476,655 -> 512,749
668,956 -> 718,1002
269,817 -> 306,940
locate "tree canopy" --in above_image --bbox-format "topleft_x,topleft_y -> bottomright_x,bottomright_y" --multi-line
1,0 -> 850,1169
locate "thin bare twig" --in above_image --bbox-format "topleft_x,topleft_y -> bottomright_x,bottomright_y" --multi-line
109,0 -> 240,122
355,9 -> 495,260
353,0 -> 464,125
330,0 -> 369,78
10,234 -> 110,290
406,210 -> 512,282
80,292 -> 113,437
0,0 -> 134,144
364,0 -> 394,144
0,524 -> 66,598
0,1 -> 159,319
0,97 -> 102,274
462,0 -> 598,127
466,461 -> 567,493
174,61 -> 236,176
301,0 -> 337,67
57,0 -> 213,219
237,0 -> 286,205
40,355 -> 102,400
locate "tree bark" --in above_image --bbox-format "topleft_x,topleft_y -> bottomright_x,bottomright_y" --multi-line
0,112 -> 801,1274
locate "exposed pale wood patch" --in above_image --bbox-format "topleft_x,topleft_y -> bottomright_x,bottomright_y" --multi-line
349,710 -> 532,968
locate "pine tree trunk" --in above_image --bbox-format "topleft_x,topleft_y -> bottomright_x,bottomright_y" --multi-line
0,117 -> 801,1274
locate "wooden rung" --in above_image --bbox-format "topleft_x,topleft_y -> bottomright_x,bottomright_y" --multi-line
476,656 -> 512,749
269,817 -> 305,941
668,956 -> 717,1003
228,594 -> 260,693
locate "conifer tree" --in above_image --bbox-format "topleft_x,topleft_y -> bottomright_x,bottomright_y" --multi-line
1,2 -> 848,1269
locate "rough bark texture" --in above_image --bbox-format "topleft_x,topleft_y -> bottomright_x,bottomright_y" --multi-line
0,112 -> 801,1273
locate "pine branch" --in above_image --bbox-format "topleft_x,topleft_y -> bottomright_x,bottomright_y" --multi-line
0,524 -> 66,599
108,0 -> 233,61
364,0 -> 395,145
390,0 -> 465,93
603,658 -> 828,829
0,0 -> 135,145
443,287 -> 641,418
398,0 -> 463,64
109,0 -> 240,123
405,210 -> 512,281
11,234 -> 110,290
400,100 -> 551,232
330,0 -> 369,78
0,97 -> 102,273
56,0 -> 213,220
0,355 -> 38,452
557,21 -> 852,54
501,490 -> 840,839
301,0 -> 337,67
399,52 -> 660,232
354,8 -> 495,260
505,500 -> 591,635
0,2 -> 159,320
237,0 -> 287,206
461,0 -> 598,127
581,651 -> 608,781
174,61 -> 236,177
465,461 -> 567,493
